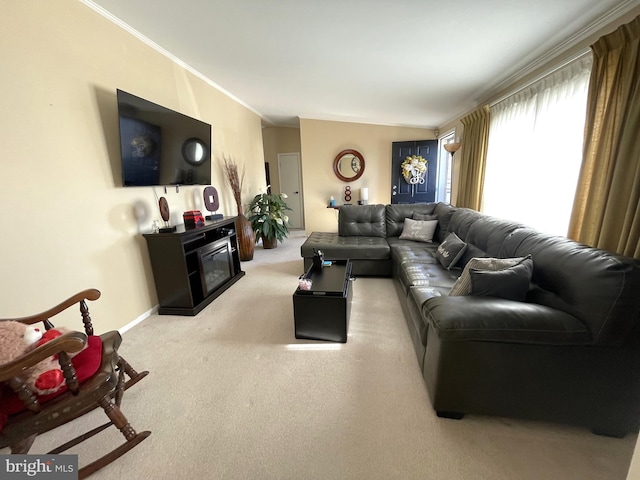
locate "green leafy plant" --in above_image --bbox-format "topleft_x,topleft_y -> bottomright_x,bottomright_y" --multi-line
247,191 -> 292,243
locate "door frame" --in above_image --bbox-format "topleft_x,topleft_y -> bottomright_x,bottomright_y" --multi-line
277,152 -> 304,229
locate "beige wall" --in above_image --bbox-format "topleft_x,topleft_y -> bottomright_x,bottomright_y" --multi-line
0,1 -> 265,330
262,127 -> 302,195
299,119 -> 434,233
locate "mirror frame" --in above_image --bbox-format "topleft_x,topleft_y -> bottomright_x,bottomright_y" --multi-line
182,137 -> 208,166
333,149 -> 365,182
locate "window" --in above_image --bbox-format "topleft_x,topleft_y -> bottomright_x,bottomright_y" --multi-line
482,54 -> 593,236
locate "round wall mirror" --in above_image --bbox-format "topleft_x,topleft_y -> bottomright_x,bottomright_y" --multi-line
182,138 -> 207,166
333,149 -> 365,182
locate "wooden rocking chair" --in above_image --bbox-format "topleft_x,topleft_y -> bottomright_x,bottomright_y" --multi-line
0,289 -> 150,478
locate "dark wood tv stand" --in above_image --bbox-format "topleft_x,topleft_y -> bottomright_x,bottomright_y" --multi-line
143,216 -> 245,316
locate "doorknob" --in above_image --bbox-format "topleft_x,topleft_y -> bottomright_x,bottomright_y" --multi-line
294,191 -> 299,194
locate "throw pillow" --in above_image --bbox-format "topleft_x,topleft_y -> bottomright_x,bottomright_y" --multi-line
412,212 -> 437,221
399,218 -> 438,243
469,257 -> 534,301
436,232 -> 467,270
449,255 -> 532,296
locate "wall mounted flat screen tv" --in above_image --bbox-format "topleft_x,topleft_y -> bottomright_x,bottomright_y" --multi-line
116,89 -> 212,187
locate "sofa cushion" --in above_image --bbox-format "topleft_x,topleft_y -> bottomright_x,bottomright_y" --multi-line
338,204 -> 386,237
399,262 -> 460,294
412,212 -> 437,221
385,203 -> 437,237
300,232 -> 390,260
450,255 -> 532,296
447,209 -> 524,262
390,244 -> 438,265
389,243 -> 438,278
436,232 -> 467,270
447,208 -> 484,242
458,243 -> 489,267
470,257 -> 533,301
399,218 -> 438,243
424,296 -> 592,345
464,215 -> 524,257
432,203 -> 457,242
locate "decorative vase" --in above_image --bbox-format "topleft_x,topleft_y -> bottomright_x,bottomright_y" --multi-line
262,237 -> 278,249
235,213 -> 255,261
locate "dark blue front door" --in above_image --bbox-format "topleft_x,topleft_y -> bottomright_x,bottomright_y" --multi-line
391,140 -> 437,204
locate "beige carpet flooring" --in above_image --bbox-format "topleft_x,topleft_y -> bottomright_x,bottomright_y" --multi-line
5,230 -> 638,479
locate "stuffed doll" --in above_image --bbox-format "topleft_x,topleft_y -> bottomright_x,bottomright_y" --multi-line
0,321 -> 76,396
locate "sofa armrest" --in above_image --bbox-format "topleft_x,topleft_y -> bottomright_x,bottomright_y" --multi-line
423,296 -> 592,346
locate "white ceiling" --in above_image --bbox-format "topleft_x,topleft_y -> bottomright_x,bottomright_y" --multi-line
87,0 -> 637,128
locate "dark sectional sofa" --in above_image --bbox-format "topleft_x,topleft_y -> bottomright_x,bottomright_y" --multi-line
300,202 -> 640,436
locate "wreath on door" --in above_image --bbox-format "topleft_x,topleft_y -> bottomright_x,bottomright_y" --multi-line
401,155 -> 427,184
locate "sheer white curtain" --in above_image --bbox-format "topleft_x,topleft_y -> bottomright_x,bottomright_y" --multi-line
483,55 -> 593,236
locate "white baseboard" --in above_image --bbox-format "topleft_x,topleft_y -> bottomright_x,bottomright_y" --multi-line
118,305 -> 158,334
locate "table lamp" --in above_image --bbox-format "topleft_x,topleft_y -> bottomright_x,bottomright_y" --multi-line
359,187 -> 369,205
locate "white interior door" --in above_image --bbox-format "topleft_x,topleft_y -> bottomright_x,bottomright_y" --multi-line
278,153 -> 304,229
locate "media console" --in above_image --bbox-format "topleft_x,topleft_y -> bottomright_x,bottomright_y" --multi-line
143,216 -> 245,315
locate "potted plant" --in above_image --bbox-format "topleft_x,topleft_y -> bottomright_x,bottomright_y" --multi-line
248,190 -> 292,248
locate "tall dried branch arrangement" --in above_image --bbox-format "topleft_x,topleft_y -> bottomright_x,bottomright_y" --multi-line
223,156 -> 245,215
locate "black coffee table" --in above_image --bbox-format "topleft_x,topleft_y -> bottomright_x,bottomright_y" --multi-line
293,260 -> 353,343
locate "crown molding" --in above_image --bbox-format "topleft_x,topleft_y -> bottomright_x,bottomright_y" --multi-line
475,0 -> 640,106
80,0 -> 264,119
297,114 -> 435,130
